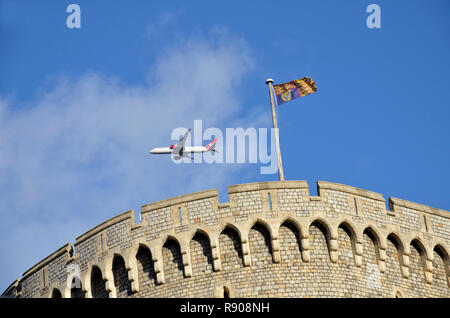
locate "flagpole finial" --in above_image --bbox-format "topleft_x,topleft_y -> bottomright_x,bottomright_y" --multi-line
265,78 -> 274,84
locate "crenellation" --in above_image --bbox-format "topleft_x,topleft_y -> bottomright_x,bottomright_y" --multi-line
430,214 -> 450,240
276,188 -> 309,211
76,236 -> 97,272
21,271 -> 39,298
187,198 -> 217,227
144,207 -> 174,239
319,189 -> 352,215
359,197 -> 386,227
47,253 -> 69,289
232,190 -> 263,216
397,207 -> 421,232
3,180 -> 449,298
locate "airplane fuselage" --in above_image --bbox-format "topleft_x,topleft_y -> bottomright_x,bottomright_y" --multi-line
149,130 -> 217,160
149,146 -> 208,154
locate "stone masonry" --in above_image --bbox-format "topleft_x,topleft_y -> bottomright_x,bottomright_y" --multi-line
2,180 -> 449,298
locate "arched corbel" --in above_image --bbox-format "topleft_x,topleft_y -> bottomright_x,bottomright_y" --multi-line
421,243 -> 435,284
301,236 -> 311,262
378,247 -> 386,273
241,234 -> 252,267
378,236 -> 387,273
210,234 -> 222,272
272,233 -> 281,263
401,244 -> 411,278
63,278 -> 72,298
47,282 -> 62,298
103,257 -> 117,298
424,254 -> 434,284
411,238 -> 434,284
150,243 -> 165,285
329,229 -> 338,263
82,270 -> 92,298
125,251 -> 139,293
179,236 -> 193,278
261,221 -> 280,264
355,239 -> 363,267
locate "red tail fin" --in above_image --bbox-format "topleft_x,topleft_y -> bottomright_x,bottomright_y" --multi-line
205,138 -> 218,151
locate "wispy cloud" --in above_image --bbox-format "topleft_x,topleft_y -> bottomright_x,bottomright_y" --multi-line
0,31 -> 262,289
145,10 -> 181,38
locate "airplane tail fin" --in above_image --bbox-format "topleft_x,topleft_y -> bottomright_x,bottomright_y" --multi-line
205,138 -> 218,152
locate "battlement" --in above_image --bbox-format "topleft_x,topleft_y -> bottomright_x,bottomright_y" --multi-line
3,180 -> 449,298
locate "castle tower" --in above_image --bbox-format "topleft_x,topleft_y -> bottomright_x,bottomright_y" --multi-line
3,181 -> 449,298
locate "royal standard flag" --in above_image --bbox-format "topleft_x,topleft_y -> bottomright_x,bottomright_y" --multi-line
273,77 -> 317,105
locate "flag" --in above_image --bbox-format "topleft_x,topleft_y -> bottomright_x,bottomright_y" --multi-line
273,77 -> 317,105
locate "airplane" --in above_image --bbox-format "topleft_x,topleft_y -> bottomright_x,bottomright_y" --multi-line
149,128 -> 218,160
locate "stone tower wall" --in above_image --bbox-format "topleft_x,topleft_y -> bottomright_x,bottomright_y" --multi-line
2,181 -> 449,298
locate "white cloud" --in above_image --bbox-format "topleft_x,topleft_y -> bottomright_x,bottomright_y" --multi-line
145,10 -> 181,38
0,32 -> 264,289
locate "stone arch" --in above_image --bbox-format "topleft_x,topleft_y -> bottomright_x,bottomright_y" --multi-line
223,286 -> 230,298
279,216 -> 306,239
279,220 -> 303,265
51,288 -> 62,298
362,226 -> 382,261
70,276 -> 85,298
410,238 -> 428,270
190,231 -> 214,276
338,220 -> 359,241
162,238 -> 185,282
337,222 -> 357,266
249,218 -> 273,238
433,244 -> 450,288
363,226 -> 383,249
219,226 -> 244,270
136,244 -> 158,293
434,243 -> 449,258
112,254 -> 132,297
410,237 -> 432,261
361,227 -> 383,297
336,222 -> 360,296
248,222 -> 273,266
91,265 -> 108,298
306,220 -> 337,296
214,282 -> 235,298
309,220 -> 332,261
385,233 -> 404,285
161,234 -> 183,249
393,288 -> 404,298
218,223 -> 244,243
408,238 -> 428,293
308,218 -> 335,239
387,232 -> 406,255
187,227 -> 210,242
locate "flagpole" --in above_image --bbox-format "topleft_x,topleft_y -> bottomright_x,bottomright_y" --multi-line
266,78 -> 285,181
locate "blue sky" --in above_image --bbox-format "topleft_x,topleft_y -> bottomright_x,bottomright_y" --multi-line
0,1 -> 449,290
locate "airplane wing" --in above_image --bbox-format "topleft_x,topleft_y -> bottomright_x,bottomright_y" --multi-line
173,154 -> 194,160
171,128 -> 191,155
